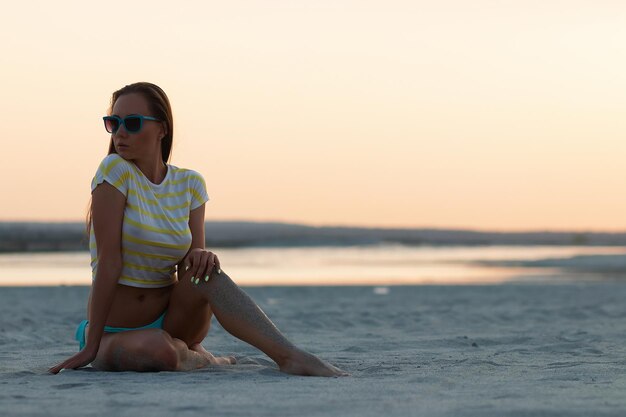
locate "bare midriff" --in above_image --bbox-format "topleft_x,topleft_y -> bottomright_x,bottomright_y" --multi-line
86,282 -> 175,328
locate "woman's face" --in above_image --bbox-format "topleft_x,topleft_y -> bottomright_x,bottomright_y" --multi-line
109,93 -> 164,161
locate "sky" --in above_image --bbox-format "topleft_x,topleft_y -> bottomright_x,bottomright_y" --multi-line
1,0 -> 625,232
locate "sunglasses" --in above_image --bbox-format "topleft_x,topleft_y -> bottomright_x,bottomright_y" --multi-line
103,115 -> 161,134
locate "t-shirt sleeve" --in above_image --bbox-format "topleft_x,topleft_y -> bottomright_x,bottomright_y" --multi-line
91,154 -> 130,197
189,171 -> 209,210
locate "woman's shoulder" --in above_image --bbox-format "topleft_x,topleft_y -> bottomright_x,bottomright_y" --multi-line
172,166 -> 205,181
91,153 -> 133,194
174,166 -> 209,206
96,153 -> 132,172
100,152 -> 129,165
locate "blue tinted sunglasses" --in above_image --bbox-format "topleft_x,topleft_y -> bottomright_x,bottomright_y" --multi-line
103,115 -> 161,134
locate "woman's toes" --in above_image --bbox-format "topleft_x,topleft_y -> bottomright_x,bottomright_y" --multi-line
188,343 -> 235,365
215,355 -> 236,365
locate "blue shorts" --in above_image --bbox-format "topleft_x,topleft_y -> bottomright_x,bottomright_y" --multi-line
75,310 -> 167,351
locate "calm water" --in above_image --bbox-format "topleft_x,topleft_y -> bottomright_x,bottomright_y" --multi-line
1,244 -> 625,286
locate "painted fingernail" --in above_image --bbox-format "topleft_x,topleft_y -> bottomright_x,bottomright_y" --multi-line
185,265 -> 189,271
190,276 -> 194,282
204,275 -> 209,281
217,268 -> 221,274
194,278 -> 200,284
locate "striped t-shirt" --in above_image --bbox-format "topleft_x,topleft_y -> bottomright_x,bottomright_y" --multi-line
89,153 -> 209,288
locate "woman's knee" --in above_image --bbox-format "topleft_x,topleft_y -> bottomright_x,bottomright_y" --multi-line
93,329 -> 183,372
150,332 -> 183,371
182,265 -> 230,292
172,268 -> 213,305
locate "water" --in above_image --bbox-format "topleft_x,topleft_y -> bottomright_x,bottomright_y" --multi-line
1,244 -> 625,286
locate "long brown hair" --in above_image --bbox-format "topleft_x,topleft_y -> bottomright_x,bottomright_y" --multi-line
85,82 -> 175,239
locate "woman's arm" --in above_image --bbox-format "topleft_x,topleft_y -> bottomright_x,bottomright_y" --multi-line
177,204 -> 220,279
188,203 -> 206,250
84,181 -> 126,351
48,181 -> 126,374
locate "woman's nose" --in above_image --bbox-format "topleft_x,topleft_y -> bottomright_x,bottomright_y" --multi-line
114,124 -> 129,137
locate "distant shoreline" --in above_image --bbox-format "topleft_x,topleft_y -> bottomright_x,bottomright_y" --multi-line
1,220 -> 626,253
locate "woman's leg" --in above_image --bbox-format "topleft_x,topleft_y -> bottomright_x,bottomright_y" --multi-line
167,266 -> 348,377
85,323 -> 233,371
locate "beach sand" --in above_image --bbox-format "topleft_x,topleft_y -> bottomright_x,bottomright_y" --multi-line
1,282 -> 625,416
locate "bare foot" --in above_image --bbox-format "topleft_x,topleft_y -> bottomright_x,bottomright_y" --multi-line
189,343 -> 236,365
279,349 -> 349,377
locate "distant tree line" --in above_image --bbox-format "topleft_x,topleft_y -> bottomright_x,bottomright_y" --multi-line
0,221 -> 625,253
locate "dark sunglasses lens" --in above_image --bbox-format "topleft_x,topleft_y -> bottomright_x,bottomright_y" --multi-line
104,118 -> 119,133
124,117 -> 142,132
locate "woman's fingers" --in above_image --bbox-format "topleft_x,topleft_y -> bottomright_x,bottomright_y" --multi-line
48,362 -> 64,374
185,248 -> 202,279
48,351 -> 96,374
186,250 -> 221,285
184,256 -> 193,275
49,357 -> 75,374
190,254 -> 201,284
215,256 -> 221,271
199,251 -> 212,282
50,361 -> 73,374
203,253 -> 217,281
213,256 -> 221,274
190,251 -> 208,285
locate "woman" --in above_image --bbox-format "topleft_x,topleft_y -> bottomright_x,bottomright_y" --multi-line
48,82 -> 347,377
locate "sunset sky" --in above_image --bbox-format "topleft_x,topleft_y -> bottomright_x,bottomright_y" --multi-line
1,0 -> 625,231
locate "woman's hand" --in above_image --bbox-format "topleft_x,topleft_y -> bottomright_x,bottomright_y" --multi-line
185,248 -> 222,285
48,345 -> 98,374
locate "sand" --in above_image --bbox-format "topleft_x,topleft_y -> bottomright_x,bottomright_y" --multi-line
1,282 -> 625,416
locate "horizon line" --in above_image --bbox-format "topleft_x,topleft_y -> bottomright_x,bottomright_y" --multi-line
0,219 -> 625,235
